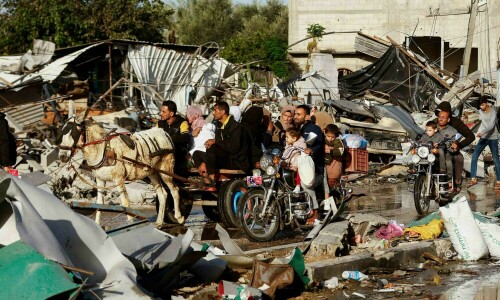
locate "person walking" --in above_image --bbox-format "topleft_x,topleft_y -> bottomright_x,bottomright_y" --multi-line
468,96 -> 500,189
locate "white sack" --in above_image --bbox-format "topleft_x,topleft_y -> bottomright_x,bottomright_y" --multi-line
298,152 -> 315,188
439,197 -> 489,260
477,221 -> 500,258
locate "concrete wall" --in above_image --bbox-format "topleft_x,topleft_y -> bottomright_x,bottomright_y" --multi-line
289,0 -> 500,79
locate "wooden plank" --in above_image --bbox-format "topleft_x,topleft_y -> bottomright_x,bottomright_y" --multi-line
386,36 -> 450,90
189,168 -> 245,175
192,200 -> 217,206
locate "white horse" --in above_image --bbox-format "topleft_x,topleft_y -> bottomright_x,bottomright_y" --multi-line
58,117 -> 185,226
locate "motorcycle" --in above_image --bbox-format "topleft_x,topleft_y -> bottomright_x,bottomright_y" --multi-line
237,148 -> 353,242
407,137 -> 458,215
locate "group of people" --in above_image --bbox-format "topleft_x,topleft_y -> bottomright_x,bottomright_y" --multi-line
419,97 -> 500,192
156,100 -> 345,224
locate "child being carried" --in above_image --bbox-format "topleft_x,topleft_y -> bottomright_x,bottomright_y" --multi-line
281,128 -> 307,193
419,120 -> 446,173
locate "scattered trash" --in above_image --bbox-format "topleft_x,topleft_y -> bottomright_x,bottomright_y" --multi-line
377,288 -> 396,292
423,252 -> 444,265
433,274 -> 441,285
323,277 -> 339,289
392,270 -> 407,276
342,271 -> 369,281
352,292 -> 366,298
250,260 -> 294,299
218,280 -> 263,300
374,220 -> 404,240
377,278 -> 389,288
403,219 -> 444,240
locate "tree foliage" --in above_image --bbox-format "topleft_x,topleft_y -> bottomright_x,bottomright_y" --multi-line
175,0 -> 237,47
0,0 -> 290,79
220,0 -> 289,78
0,0 -> 174,54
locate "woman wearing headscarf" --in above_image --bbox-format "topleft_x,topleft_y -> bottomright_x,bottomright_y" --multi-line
186,106 -> 206,137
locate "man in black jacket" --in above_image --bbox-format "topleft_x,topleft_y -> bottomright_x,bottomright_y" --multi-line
194,101 -> 250,184
157,100 -> 191,176
294,104 -> 325,224
0,112 -> 16,171
435,101 -> 475,191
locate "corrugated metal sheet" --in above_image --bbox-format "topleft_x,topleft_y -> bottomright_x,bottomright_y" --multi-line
25,42 -> 103,83
128,44 -> 233,115
354,33 -> 390,58
2,103 -> 44,131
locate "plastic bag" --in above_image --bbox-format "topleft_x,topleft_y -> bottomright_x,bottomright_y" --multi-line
375,220 -> 405,240
477,221 -> 500,258
439,197 -> 489,260
298,152 -> 315,188
403,219 -> 444,240
342,134 -> 368,149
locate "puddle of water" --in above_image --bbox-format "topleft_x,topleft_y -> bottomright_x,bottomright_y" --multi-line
440,269 -> 500,299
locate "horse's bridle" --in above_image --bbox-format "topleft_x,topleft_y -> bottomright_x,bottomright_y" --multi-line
59,119 -> 87,159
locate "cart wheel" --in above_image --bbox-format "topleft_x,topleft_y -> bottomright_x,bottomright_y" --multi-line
219,179 -> 247,228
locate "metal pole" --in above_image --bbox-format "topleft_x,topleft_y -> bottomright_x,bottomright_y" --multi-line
440,37 -> 445,70
108,44 -> 113,109
496,61 -> 500,107
462,0 -> 478,77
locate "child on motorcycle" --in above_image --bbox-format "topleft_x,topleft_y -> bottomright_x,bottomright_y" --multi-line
419,120 -> 447,174
282,127 -> 307,193
324,124 -> 345,189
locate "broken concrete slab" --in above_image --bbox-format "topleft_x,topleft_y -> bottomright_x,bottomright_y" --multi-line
306,240 -> 437,282
347,213 -> 388,241
125,181 -> 156,205
307,221 -> 350,258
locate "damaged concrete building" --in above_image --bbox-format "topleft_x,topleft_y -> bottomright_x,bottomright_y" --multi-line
288,0 -> 500,79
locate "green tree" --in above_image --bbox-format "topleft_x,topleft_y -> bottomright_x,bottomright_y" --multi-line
175,0 -> 237,47
0,0 -> 174,54
221,0 -> 289,78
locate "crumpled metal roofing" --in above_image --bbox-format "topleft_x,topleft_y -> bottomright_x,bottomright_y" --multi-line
0,43 -> 103,90
127,44 -> 234,115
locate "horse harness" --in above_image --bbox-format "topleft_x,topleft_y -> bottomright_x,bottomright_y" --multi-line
60,121 -> 130,170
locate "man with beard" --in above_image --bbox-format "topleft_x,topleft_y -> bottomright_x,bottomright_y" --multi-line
435,101 -> 475,193
193,101 -> 249,189
294,104 -> 324,224
157,100 -> 191,177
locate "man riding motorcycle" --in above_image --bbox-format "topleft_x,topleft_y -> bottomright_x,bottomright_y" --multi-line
434,101 -> 475,193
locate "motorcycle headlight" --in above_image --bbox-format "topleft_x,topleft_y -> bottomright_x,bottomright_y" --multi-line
260,154 -> 273,170
412,155 -> 421,164
266,165 -> 277,176
417,146 -> 429,158
427,153 -> 436,163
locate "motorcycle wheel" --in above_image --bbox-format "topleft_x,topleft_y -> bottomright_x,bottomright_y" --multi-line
237,189 -> 280,242
414,174 -> 431,215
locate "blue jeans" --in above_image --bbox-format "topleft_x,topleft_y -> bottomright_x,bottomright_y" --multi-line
470,138 -> 500,181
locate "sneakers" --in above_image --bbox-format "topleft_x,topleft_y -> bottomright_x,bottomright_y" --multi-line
293,185 -> 301,193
